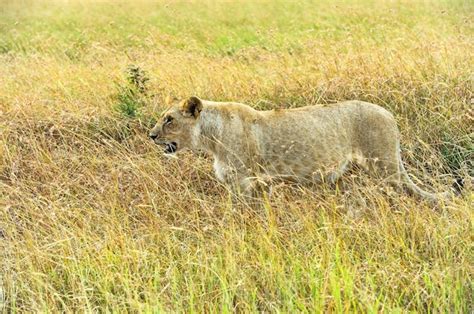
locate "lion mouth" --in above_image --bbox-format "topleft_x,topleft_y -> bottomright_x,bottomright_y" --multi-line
164,142 -> 178,154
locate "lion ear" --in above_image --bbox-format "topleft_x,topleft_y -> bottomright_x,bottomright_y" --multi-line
181,96 -> 203,118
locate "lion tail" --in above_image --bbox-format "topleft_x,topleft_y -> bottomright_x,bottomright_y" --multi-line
398,155 -> 458,203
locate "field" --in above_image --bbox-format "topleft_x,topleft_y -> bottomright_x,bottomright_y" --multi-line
1,0 -> 473,312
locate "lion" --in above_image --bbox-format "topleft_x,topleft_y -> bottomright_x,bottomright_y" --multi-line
149,96 -> 454,202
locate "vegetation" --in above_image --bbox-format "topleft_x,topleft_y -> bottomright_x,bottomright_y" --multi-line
1,0 -> 472,312
114,65 -> 150,118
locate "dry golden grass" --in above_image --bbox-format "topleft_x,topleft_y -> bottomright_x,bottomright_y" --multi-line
1,0 -> 473,312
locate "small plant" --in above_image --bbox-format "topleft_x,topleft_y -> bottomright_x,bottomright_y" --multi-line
114,65 -> 150,118
127,65 -> 149,95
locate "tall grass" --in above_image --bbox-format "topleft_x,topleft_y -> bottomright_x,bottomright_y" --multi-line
1,0 -> 473,312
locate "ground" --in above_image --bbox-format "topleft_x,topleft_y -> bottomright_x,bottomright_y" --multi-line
0,0 -> 473,312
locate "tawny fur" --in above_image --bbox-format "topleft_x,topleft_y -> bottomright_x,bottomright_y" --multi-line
150,97 -> 450,202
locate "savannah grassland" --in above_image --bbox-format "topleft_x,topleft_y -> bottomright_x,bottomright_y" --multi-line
0,0 -> 473,312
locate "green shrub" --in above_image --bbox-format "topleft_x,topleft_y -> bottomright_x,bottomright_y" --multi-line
114,65 -> 149,118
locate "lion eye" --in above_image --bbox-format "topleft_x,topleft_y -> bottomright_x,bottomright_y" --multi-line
164,116 -> 173,125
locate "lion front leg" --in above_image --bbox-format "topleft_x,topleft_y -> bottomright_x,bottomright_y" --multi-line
213,160 -> 249,198
221,173 -> 271,207
238,175 -> 273,202
213,157 -> 272,206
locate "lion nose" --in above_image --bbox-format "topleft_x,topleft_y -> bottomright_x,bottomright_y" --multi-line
149,133 -> 158,140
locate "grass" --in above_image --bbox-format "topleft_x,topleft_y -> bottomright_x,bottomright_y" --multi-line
1,0 -> 473,312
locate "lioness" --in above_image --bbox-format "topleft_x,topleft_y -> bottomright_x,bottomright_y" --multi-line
149,97 -> 451,202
